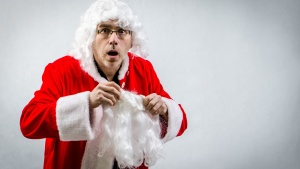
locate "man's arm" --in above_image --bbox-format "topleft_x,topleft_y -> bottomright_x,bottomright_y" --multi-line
20,62 -> 95,141
143,60 -> 188,142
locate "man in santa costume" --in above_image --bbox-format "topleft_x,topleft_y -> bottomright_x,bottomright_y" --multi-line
20,0 -> 187,168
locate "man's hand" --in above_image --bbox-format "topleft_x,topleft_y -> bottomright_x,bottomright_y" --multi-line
89,81 -> 121,108
143,93 -> 168,119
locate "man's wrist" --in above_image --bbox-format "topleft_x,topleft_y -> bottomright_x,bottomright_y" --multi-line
160,109 -> 168,121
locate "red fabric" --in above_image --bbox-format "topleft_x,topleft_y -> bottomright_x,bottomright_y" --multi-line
20,53 -> 187,169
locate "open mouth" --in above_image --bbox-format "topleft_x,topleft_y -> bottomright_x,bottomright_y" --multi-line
107,50 -> 119,56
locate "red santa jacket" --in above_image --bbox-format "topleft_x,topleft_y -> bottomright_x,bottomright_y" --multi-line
20,52 -> 187,169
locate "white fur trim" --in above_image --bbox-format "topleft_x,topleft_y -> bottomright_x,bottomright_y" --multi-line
81,147 -> 114,169
81,106 -> 114,169
56,91 -> 94,141
78,55 -> 107,83
161,98 -> 183,143
118,54 -> 129,80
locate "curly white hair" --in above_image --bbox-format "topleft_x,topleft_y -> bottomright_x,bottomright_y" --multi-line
69,0 -> 148,63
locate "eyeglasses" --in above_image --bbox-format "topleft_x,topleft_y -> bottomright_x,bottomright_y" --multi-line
97,28 -> 131,39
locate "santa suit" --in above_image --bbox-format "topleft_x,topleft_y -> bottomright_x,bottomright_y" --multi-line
20,52 -> 187,169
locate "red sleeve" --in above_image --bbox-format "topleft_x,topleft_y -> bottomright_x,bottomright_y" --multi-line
146,61 -> 188,137
20,63 -> 62,139
146,60 -> 171,99
177,104 -> 188,136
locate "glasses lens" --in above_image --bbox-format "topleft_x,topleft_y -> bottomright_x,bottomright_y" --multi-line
98,28 -> 130,38
117,29 -> 128,38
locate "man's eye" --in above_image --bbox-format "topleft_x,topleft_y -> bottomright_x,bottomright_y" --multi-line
101,28 -> 110,33
118,29 -> 126,34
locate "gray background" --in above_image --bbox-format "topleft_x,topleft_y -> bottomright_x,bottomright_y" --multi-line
1,0 -> 300,168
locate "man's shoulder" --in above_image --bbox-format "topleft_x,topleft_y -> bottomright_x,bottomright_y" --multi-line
45,55 -> 81,74
128,52 -> 152,68
47,56 -> 80,69
51,55 -> 79,65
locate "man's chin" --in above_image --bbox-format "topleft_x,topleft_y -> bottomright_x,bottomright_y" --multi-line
101,60 -> 122,72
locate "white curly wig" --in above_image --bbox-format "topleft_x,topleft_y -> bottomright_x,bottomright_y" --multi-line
69,0 -> 148,65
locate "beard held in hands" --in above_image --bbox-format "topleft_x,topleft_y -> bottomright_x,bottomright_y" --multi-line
92,90 -> 164,168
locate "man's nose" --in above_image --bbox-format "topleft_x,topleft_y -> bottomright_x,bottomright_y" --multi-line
109,32 -> 118,45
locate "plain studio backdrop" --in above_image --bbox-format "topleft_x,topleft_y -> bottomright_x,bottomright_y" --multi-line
1,0 -> 300,168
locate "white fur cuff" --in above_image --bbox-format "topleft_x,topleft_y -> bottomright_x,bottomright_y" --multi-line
56,91 -> 94,141
161,98 -> 183,143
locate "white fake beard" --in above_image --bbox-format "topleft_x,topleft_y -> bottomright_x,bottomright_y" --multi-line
98,90 -> 164,168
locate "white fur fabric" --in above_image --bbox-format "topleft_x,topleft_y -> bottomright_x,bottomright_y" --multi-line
161,98 -> 183,143
81,90 -> 164,169
56,91 -> 95,141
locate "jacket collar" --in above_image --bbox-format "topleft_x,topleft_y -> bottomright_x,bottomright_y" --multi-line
75,53 -> 130,83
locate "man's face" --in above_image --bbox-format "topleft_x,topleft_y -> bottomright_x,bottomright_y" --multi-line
92,20 -> 132,71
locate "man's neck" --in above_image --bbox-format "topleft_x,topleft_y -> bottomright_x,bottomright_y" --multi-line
100,66 -> 119,81
103,69 -> 117,81
94,59 -> 121,81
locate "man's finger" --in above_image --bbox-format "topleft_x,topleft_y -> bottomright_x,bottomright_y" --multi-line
101,92 -> 117,105
149,101 -> 163,115
99,95 -> 114,106
98,83 -> 121,100
143,93 -> 156,107
145,95 -> 161,111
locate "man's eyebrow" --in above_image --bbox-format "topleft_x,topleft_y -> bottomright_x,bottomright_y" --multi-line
98,24 -> 121,29
98,24 -> 111,28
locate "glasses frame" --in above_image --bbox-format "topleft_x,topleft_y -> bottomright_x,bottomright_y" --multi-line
96,28 -> 131,39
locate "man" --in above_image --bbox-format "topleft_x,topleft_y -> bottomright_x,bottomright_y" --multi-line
20,0 -> 187,168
